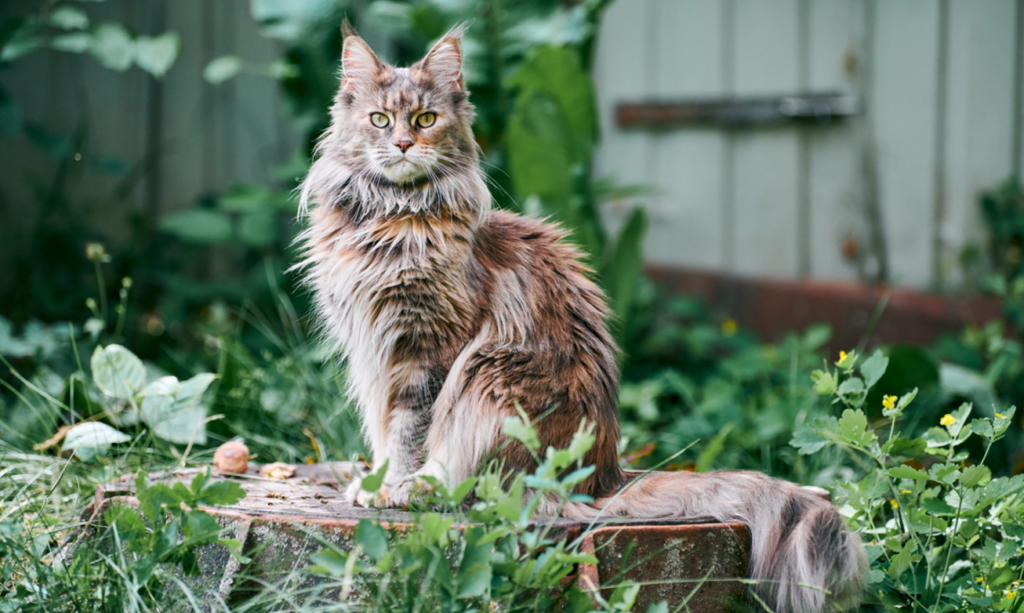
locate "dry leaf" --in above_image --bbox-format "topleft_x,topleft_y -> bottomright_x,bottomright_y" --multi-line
34,425 -> 73,451
259,462 -> 296,480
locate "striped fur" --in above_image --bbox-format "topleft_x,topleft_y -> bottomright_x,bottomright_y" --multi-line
296,25 -> 866,613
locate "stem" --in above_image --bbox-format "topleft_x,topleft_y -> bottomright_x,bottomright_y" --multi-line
114,284 -> 131,340
935,483 -> 966,609
93,260 -> 108,324
921,513 -> 935,611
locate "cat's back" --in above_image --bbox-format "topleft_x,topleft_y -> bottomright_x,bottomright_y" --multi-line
472,210 -> 623,497
473,208 -> 610,358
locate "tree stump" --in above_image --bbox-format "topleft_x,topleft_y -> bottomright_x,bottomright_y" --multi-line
85,463 -> 752,612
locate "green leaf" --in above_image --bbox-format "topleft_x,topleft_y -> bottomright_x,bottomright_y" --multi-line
195,480 -> 246,507
946,402 -> 973,441
237,211 -> 278,247
355,519 -> 388,562
960,465 -> 991,489
420,513 -> 454,543
134,32 -> 180,78
920,496 -> 956,515
62,422 -> 130,460
450,477 -> 477,505
881,436 -> 926,457
49,7 -> 90,30
604,207 -> 648,328
502,415 -> 540,452
190,467 -> 210,495
309,548 -> 348,575
837,377 -> 865,397
561,465 -> 596,488
940,363 -> 997,415
836,349 -> 858,370
838,409 -> 876,447
456,527 -> 492,598
0,18 -> 41,63
929,463 -> 960,485
888,465 -> 929,481
159,209 -> 233,243
505,46 -> 599,253
204,55 -> 243,84
887,541 -> 913,579
973,418 -> 994,441
89,23 -> 134,71
360,459 -> 389,493
91,344 -> 145,399
811,369 -> 837,395
104,506 -> 146,543
139,373 -> 215,445
250,0 -> 336,40
859,350 -> 889,390
696,422 -> 733,471
896,387 -> 918,411
993,406 -> 1016,437
923,427 -> 952,448
185,509 -> 222,541
790,426 -> 832,455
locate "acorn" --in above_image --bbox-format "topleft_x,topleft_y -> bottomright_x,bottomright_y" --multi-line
213,441 -> 249,474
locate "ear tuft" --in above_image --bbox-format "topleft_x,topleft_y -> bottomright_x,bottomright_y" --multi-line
341,26 -> 383,90
419,23 -> 469,91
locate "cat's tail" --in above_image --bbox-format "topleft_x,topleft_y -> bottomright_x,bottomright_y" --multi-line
559,470 -> 867,613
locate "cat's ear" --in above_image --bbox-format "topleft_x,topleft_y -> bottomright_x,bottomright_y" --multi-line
419,23 -> 468,91
340,23 -> 383,90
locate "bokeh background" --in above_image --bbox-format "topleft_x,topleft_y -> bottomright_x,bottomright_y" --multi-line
2,0 -> 1024,476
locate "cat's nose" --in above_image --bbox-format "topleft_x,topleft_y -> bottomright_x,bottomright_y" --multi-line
394,140 -> 413,153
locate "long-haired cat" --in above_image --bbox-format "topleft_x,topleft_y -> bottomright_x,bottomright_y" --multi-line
297,24 -> 866,613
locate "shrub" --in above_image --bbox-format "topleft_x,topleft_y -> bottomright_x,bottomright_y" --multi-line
795,349 -> 1024,612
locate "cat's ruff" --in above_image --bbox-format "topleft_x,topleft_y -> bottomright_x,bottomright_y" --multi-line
296,23 -> 867,613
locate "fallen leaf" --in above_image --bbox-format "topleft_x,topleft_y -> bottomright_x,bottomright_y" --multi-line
259,462 -> 296,480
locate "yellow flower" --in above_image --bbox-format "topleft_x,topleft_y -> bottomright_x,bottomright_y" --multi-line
1007,591 -> 1017,600
996,412 -> 1005,418
900,489 -> 911,494
721,319 -> 737,336
890,499 -> 898,509
940,414 -> 957,427
839,350 -> 848,361
883,395 -> 897,410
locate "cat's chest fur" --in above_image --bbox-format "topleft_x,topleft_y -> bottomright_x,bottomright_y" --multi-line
306,205 -> 482,367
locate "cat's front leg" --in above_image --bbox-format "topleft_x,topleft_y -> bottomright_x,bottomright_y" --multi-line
351,371 -> 438,508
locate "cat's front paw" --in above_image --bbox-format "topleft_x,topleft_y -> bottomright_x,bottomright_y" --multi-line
351,478 -> 431,509
343,479 -> 363,504
354,483 -> 394,508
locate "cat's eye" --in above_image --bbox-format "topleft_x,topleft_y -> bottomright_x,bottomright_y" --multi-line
370,113 -> 390,128
416,112 -> 436,128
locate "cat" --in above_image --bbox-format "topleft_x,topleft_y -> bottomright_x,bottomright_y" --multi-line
296,24 -> 867,613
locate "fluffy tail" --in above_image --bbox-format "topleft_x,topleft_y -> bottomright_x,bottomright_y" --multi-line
560,470 -> 867,613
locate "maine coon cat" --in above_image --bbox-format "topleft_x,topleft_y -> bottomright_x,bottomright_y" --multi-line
297,24 -> 866,613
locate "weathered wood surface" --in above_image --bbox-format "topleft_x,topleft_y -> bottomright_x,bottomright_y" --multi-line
88,463 -> 753,612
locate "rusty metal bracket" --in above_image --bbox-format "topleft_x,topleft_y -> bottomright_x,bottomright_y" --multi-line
616,92 -> 861,128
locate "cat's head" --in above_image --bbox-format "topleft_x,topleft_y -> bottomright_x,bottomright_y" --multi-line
328,24 -> 476,186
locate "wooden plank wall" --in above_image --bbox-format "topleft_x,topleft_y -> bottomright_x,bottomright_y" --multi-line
593,0 -> 1024,289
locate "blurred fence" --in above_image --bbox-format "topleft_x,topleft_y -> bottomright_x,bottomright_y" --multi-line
0,0 -> 298,295
2,0 -> 1023,296
594,0 -> 1024,289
